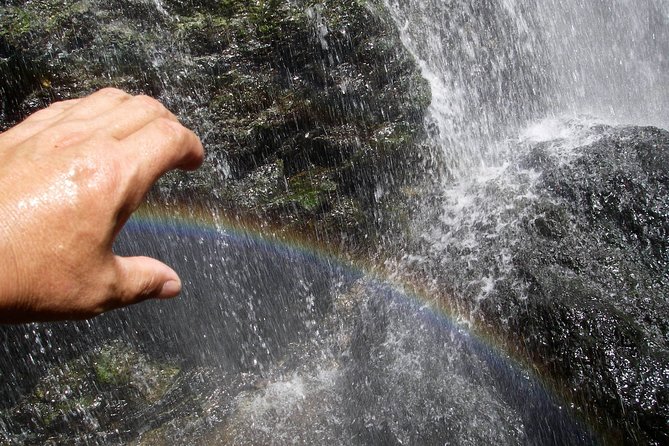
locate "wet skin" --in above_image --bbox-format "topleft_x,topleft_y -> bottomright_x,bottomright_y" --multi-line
0,88 -> 204,323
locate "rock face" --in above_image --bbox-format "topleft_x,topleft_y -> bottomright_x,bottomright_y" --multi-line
0,341 -> 184,445
0,0 -> 431,246
415,122 -> 669,445
514,125 -> 669,445
2,279 -> 594,446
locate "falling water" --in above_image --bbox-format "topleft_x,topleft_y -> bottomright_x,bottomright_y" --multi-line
385,0 -> 669,176
535,0 -> 669,128
384,0 -> 669,444
382,0 -> 669,307
1,0 -> 668,444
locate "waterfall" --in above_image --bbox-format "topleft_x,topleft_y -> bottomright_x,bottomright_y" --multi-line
384,2 -> 669,444
384,0 -> 669,177
535,0 -> 669,129
0,0 -> 667,444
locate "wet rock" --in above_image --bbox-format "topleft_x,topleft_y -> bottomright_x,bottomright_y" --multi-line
415,122 -> 669,445
0,341 -> 183,445
513,125 -> 669,445
0,0 -> 432,248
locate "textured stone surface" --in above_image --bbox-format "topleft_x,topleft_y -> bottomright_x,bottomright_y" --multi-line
0,0 -> 432,247
412,123 -> 669,445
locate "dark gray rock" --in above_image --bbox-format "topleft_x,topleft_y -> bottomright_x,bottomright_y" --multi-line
415,122 -> 669,445
513,126 -> 669,445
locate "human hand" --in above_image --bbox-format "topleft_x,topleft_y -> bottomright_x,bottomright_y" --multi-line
0,88 -> 204,323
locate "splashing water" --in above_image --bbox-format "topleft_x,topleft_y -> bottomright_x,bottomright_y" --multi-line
0,208 -> 596,444
1,0 -> 668,444
384,0 -> 669,443
385,0 -> 669,177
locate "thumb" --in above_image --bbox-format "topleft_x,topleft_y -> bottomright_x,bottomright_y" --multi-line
114,255 -> 182,304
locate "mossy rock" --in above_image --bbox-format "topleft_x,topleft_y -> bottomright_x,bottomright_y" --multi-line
276,167 -> 338,213
0,0 -> 433,248
0,340 -> 181,442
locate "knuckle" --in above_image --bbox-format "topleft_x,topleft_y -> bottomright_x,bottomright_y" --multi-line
133,94 -> 168,116
97,87 -> 130,99
122,269 -> 160,302
154,116 -> 184,140
138,274 -> 159,297
113,260 -> 160,303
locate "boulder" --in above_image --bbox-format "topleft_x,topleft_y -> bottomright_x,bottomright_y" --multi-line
415,122 -> 669,445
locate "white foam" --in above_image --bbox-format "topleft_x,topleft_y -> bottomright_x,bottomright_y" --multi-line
520,118 -> 577,143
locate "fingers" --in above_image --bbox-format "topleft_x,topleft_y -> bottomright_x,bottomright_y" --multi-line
0,87 -> 131,149
92,94 -> 179,139
56,87 -> 132,122
1,89 -> 187,154
114,255 -> 183,305
26,99 -> 82,122
118,117 -> 204,200
0,88 -> 132,149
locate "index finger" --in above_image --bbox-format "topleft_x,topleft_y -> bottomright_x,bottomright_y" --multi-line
118,117 -> 204,203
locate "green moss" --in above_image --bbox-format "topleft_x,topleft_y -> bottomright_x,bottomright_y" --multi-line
93,345 -> 132,386
174,0 -> 301,47
2,339 -> 183,442
30,384 -> 96,426
89,342 -> 179,401
1,0 -> 431,248
0,1 -> 90,42
371,122 -> 415,150
175,11 -> 232,35
279,168 -> 338,212
38,395 -> 97,426
32,361 -> 88,403
290,188 -> 322,211
145,365 -> 180,403
0,8 -> 36,38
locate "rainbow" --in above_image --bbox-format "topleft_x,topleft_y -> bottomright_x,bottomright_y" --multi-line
124,202 -> 599,444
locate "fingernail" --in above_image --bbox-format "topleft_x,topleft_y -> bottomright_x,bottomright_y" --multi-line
159,279 -> 182,299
